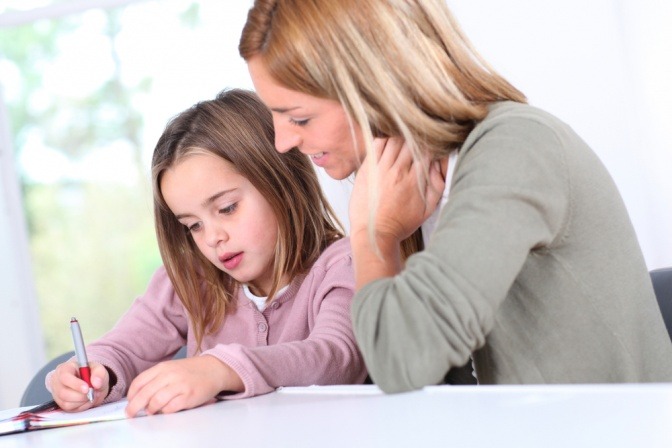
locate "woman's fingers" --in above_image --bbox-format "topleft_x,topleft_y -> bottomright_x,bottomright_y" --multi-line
425,159 -> 446,215
375,137 -> 411,172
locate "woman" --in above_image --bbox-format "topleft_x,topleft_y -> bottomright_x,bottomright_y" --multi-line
239,0 -> 672,391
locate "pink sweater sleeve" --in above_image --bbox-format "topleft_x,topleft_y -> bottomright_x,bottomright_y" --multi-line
202,238 -> 367,398
45,240 -> 366,402
83,267 -> 189,402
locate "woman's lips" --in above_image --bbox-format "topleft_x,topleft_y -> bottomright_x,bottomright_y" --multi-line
309,152 -> 327,167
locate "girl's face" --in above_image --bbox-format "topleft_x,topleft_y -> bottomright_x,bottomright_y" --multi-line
161,152 -> 283,296
248,56 -> 365,180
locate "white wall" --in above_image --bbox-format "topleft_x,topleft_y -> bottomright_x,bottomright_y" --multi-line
0,88 -> 45,409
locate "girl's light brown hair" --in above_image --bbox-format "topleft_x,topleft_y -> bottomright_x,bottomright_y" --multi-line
152,89 -> 343,351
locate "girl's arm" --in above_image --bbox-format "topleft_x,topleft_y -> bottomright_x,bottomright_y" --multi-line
123,354 -> 242,417
76,267 -> 190,403
201,239 -> 367,399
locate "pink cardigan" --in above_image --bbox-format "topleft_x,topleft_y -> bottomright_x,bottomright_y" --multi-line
61,238 -> 366,401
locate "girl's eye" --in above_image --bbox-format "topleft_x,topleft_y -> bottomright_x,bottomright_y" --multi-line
187,222 -> 201,233
289,117 -> 309,127
219,203 -> 238,215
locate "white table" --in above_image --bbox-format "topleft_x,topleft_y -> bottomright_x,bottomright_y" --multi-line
1,384 -> 671,447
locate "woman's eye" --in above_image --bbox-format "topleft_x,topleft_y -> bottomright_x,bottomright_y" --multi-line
289,117 -> 309,127
219,203 -> 238,215
187,222 -> 201,233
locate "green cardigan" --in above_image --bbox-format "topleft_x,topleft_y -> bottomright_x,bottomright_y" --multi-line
352,101 -> 672,391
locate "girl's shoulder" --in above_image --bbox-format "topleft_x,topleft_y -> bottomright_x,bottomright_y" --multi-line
283,238 -> 354,301
309,237 -> 354,275
311,237 -> 352,272
145,265 -> 177,296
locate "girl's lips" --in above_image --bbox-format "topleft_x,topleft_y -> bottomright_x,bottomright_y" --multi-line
220,252 -> 243,270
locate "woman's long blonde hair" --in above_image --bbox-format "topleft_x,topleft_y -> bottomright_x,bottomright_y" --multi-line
240,0 -> 526,257
240,0 -> 526,158
152,89 -> 343,350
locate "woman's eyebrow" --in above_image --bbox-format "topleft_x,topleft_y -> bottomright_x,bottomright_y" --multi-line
271,106 -> 301,113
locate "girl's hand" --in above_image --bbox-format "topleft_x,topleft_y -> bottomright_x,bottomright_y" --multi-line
125,356 -> 243,417
50,360 -> 109,412
350,137 -> 445,243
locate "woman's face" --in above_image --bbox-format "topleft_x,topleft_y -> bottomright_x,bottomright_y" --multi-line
248,56 -> 365,180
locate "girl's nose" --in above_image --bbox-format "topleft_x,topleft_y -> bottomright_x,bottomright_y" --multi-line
205,224 -> 228,248
274,119 -> 302,153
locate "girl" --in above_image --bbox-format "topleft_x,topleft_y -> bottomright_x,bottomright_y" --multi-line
239,0 -> 672,390
48,89 -> 367,416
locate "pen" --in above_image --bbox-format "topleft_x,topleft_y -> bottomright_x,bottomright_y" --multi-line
70,317 -> 94,403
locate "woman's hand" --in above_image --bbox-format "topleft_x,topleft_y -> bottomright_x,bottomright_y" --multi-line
349,137 -> 445,289
350,137 -> 444,241
124,356 -> 243,417
50,360 -> 110,412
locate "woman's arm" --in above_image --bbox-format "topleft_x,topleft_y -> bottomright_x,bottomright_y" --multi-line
351,116 -> 570,392
349,137 -> 445,289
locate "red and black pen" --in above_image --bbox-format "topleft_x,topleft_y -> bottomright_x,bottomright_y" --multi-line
70,317 -> 94,403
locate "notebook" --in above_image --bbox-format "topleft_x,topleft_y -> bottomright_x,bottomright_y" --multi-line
0,399 -> 139,436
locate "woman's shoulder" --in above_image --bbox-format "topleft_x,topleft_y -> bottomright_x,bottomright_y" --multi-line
486,101 -> 560,123
460,101 -> 580,157
476,101 -> 573,139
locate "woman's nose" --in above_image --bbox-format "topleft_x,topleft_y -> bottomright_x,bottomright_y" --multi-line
274,119 -> 302,153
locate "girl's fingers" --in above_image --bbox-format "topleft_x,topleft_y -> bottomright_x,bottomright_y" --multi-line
54,361 -> 88,393
126,365 -> 160,399
126,366 -> 174,417
125,383 -> 154,417
127,377 -> 185,417
146,388 -> 183,416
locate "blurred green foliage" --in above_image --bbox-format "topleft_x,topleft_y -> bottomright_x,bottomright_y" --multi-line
0,5 -> 208,357
25,181 -> 160,355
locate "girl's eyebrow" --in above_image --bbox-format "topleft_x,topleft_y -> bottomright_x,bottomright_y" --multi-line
174,189 -> 236,220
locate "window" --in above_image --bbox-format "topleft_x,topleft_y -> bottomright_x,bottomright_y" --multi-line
0,0 -> 255,359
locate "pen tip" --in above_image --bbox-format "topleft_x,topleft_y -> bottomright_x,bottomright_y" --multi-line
71,317 -> 77,322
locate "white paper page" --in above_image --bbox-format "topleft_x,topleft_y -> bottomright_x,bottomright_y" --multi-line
32,399 -> 134,427
0,406 -> 32,421
276,385 -> 383,395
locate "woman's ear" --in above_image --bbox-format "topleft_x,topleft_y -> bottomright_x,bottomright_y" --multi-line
370,125 -> 388,138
